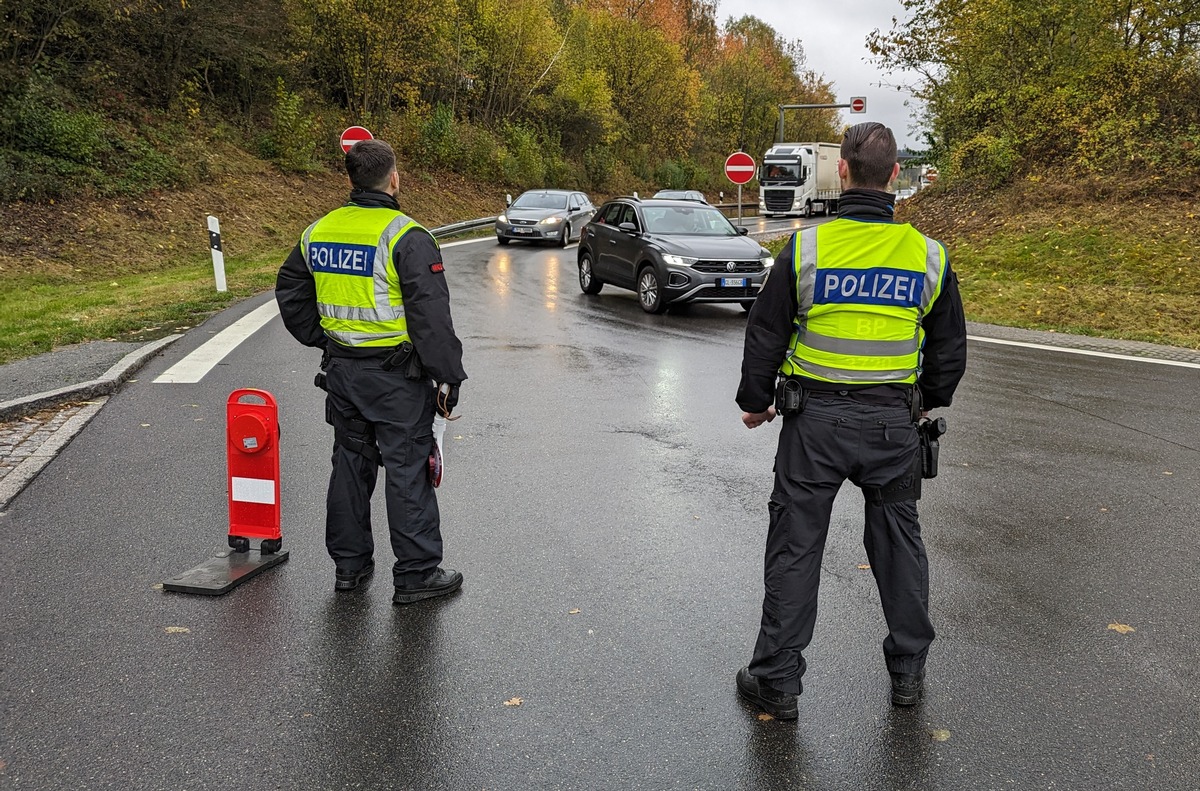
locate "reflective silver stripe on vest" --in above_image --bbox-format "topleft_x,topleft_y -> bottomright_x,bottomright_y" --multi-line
796,328 -> 919,356
793,358 -> 915,382
373,214 -> 414,310
918,236 -> 943,315
317,303 -> 406,322
797,229 -> 817,311
324,329 -> 409,346
301,222 -> 318,271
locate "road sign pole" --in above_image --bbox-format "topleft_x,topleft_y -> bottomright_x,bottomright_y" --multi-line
738,184 -> 743,228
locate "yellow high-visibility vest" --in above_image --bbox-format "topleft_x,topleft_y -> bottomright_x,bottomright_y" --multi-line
300,205 -> 424,348
780,219 -> 947,384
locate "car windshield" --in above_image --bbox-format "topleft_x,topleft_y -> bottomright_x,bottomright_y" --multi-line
642,206 -> 738,236
512,192 -> 567,209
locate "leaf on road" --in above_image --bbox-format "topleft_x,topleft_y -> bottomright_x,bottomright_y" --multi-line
930,729 -> 951,742
693,515 -> 701,520
453,435 -> 463,440
1100,508 -> 1109,512
503,697 -> 523,707
164,626 -> 190,634
568,609 -> 581,615
1163,471 -> 1173,475
151,583 -> 163,590
756,713 -> 774,721
857,564 -> 871,570
140,423 -> 151,427
1107,623 -> 1136,634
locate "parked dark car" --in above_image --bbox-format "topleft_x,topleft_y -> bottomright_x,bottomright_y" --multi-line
495,189 -> 595,247
576,198 -> 774,313
651,189 -> 708,204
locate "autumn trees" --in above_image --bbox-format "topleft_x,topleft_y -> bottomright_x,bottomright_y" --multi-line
869,0 -> 1200,184
0,0 -> 842,200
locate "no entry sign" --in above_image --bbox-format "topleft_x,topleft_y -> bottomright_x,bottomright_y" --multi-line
725,151 -> 756,185
850,97 -> 866,114
340,126 -> 374,153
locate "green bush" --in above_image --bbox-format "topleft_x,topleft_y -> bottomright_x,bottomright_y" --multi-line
583,146 -> 616,191
260,79 -> 320,173
499,122 -> 545,187
416,104 -> 463,170
1,78 -> 110,166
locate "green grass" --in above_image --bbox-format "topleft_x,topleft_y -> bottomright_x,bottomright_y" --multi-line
0,249 -> 284,363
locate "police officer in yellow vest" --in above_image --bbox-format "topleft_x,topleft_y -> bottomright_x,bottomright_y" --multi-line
276,139 -> 468,604
735,123 -> 966,718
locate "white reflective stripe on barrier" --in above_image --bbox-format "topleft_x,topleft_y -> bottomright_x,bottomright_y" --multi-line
231,476 -> 276,505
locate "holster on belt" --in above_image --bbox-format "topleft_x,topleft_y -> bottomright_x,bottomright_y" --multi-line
381,341 -> 427,381
775,377 -> 808,416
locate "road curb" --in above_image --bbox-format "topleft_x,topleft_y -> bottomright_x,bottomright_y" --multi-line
0,334 -> 181,422
0,399 -> 108,509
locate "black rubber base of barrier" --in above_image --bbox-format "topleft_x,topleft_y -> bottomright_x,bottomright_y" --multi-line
163,545 -> 290,595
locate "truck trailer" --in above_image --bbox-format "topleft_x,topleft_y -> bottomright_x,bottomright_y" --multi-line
757,142 -> 841,218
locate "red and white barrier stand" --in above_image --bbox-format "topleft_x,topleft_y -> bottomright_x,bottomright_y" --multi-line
163,389 -> 290,595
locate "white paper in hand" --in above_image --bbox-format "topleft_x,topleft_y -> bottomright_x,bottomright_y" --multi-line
429,413 -> 447,487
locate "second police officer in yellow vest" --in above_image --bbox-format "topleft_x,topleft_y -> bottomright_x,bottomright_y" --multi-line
735,122 -> 967,719
276,139 -> 468,604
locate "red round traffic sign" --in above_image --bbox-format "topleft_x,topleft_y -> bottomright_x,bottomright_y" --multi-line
725,151 -> 756,185
850,97 -> 866,113
340,126 -> 374,153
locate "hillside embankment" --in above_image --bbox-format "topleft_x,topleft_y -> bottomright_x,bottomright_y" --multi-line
0,145 -> 509,363
898,177 -> 1200,350
2,160 -> 1198,365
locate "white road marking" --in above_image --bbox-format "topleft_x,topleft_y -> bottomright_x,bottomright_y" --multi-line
154,301 -> 280,384
968,335 -> 1200,369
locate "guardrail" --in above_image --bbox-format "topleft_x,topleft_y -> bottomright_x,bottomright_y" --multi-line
430,216 -> 498,239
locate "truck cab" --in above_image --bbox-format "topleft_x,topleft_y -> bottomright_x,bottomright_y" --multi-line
758,142 -> 841,218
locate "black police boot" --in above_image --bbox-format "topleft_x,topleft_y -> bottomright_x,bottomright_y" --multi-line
890,670 -> 925,706
392,567 -> 463,605
334,560 -> 374,592
735,667 -> 798,720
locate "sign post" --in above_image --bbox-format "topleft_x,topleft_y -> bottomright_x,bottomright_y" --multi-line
724,151 -> 757,228
207,215 -> 226,293
339,125 -> 374,153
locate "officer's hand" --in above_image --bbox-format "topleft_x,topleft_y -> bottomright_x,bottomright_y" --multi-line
742,407 -> 777,429
436,383 -> 459,418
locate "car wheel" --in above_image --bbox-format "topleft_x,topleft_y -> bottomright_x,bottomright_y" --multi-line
560,222 -> 571,248
637,266 -> 667,314
578,253 -> 603,295
498,237 -> 510,246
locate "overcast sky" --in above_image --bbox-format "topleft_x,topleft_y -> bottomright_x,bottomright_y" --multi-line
717,0 -> 925,149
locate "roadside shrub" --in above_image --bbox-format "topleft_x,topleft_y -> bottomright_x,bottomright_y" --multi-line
499,122 -> 545,187
259,79 -> 320,173
583,145 -> 616,191
2,77 -> 110,166
949,133 -> 1018,188
416,103 -> 463,170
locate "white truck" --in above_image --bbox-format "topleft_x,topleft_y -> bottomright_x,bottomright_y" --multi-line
757,142 -> 841,218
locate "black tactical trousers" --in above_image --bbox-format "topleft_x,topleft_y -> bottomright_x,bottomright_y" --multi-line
323,356 -> 442,584
749,393 -> 933,695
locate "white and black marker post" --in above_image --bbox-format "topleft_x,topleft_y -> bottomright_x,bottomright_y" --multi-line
208,214 -> 227,292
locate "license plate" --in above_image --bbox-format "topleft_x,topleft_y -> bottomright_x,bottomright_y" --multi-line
720,277 -> 748,287
512,227 -> 532,234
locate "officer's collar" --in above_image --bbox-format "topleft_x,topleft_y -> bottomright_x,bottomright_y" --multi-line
347,189 -> 401,211
837,188 -> 895,221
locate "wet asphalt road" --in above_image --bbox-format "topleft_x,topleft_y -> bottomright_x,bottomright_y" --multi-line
2,231 -> 1199,790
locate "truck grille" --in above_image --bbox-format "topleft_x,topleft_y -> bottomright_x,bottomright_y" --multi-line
763,189 -> 794,212
692,260 -> 763,273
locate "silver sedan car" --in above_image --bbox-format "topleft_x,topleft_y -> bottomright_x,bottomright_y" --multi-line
496,189 -> 595,247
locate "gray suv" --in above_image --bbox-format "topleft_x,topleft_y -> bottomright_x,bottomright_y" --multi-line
495,189 -> 595,247
577,198 -> 774,313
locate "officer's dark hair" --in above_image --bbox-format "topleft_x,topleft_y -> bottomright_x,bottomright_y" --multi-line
840,122 -> 897,189
345,139 -> 396,193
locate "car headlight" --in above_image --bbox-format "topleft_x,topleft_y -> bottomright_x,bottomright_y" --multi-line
497,214 -> 507,223
539,216 -> 563,225
662,254 -> 698,266
760,256 -> 774,268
